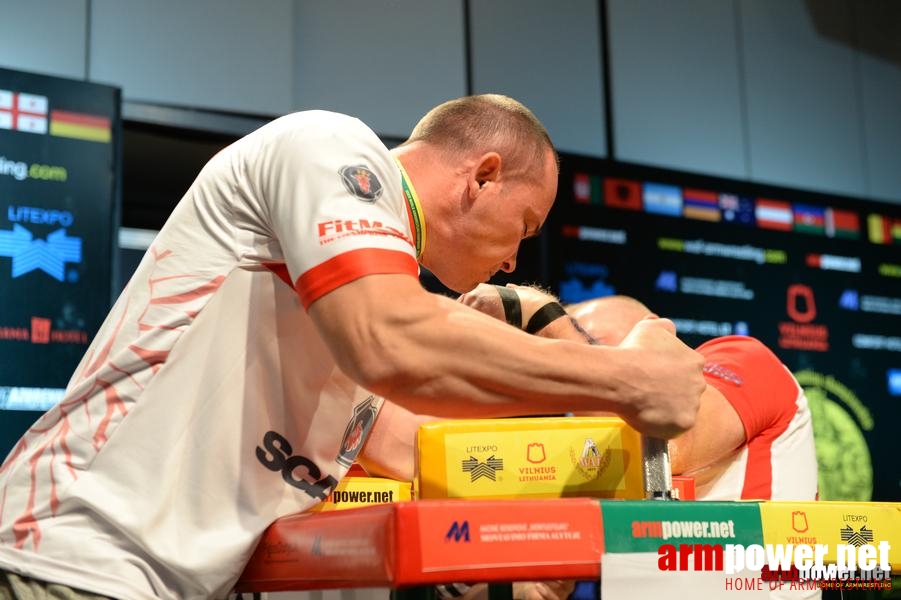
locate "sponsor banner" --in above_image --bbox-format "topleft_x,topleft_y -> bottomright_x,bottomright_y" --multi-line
417,499 -> 603,577
599,500 -> 764,553
888,369 -> 901,396
642,182 -> 682,216
879,263 -> 901,278
838,289 -> 859,311
237,498 -> 604,591
601,553 -> 767,599
0,159 -> 68,182
779,284 -> 829,352
656,271 -> 755,300
859,294 -> 901,316
559,262 -> 616,303
851,334 -> 901,352
679,276 -> 754,300
671,318 -> 745,338
416,417 -> 643,500
759,502 -> 901,571
0,386 -> 65,410
657,237 -> 787,265
0,223 -> 82,281
655,270 -> 677,292
307,477 -> 411,513
561,224 -> 626,245
805,253 -> 861,273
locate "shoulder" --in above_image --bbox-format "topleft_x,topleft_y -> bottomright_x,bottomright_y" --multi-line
261,110 -> 381,146
696,335 -> 782,370
697,335 -> 800,411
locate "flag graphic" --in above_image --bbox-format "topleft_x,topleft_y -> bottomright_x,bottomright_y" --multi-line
718,194 -> 755,226
642,183 -> 682,217
793,203 -> 826,235
573,173 -> 602,205
755,198 -> 793,231
868,214 -> 892,244
682,188 -> 720,222
0,90 -> 49,134
573,173 -> 590,203
50,109 -> 111,143
603,178 -> 641,211
825,208 -> 860,239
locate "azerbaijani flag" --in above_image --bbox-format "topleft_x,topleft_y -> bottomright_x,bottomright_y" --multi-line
50,109 -> 111,143
792,203 -> 825,235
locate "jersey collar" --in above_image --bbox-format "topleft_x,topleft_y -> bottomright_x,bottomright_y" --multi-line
394,158 -> 426,259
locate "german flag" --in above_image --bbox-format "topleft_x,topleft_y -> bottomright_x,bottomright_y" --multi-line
49,109 -> 111,143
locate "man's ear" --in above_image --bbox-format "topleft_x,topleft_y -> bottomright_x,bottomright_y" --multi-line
467,152 -> 502,199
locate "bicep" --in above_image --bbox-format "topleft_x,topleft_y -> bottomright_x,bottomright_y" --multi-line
307,273 -> 428,379
669,384 -> 746,475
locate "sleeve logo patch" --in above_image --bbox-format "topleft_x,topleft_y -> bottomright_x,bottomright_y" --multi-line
339,164 -> 383,202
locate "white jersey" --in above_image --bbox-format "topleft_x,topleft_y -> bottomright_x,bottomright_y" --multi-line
0,111 -> 422,599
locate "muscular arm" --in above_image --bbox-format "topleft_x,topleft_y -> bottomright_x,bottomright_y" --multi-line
668,383 -> 746,475
528,304 -> 747,474
308,274 -> 704,439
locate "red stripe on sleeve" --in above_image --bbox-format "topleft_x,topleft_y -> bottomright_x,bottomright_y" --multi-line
295,248 -> 418,309
696,336 -> 798,499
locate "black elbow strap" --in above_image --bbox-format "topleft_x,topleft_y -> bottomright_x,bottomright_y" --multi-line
525,302 -> 568,335
494,285 -> 522,329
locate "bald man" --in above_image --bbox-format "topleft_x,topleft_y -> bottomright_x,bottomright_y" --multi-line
568,295 -> 818,501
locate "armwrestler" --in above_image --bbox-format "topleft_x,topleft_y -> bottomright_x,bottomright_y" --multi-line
360,285 -> 818,600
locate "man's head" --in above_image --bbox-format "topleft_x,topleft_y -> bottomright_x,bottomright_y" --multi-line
394,94 -> 559,293
567,295 -> 655,346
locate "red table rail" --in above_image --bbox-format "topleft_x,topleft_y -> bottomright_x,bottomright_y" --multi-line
235,498 -> 604,594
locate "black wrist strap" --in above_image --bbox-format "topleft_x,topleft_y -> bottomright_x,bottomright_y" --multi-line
525,302 -> 568,334
494,285 -> 522,328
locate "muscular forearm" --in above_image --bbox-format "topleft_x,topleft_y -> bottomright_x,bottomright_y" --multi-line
310,275 -> 703,438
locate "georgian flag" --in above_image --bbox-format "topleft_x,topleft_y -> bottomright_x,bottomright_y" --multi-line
0,90 -> 49,134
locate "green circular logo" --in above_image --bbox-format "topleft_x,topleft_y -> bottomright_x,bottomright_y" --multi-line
796,370 -> 873,501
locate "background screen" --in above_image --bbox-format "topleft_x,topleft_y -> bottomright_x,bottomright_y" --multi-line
0,67 -> 120,459
549,155 -> 901,502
